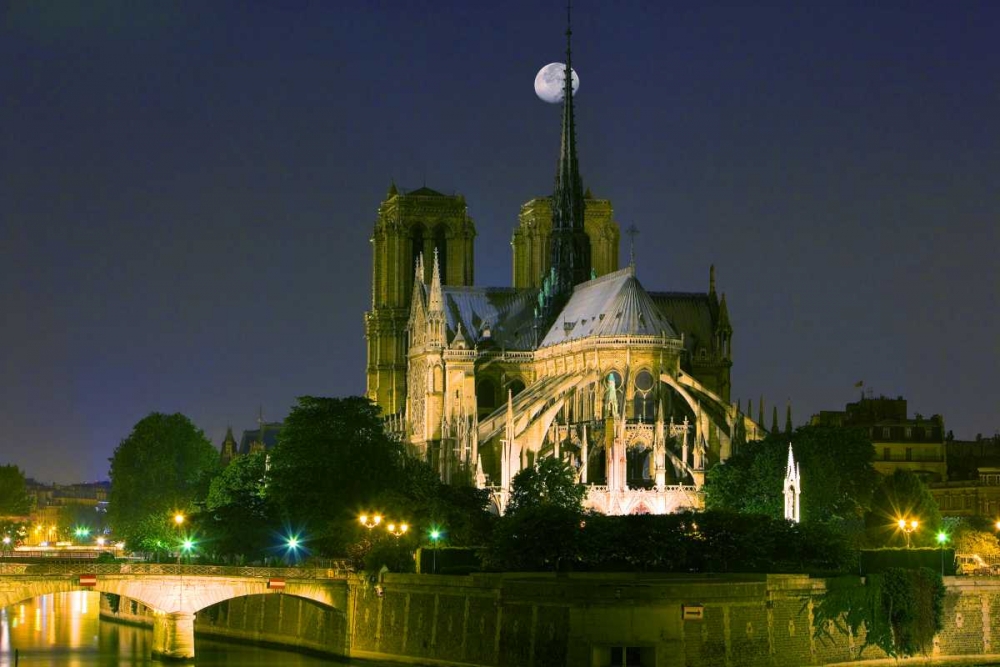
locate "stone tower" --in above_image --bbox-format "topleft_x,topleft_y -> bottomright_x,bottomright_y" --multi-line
365,184 -> 476,416
511,193 -> 619,289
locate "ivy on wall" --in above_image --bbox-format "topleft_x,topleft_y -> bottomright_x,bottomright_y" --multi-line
812,567 -> 944,658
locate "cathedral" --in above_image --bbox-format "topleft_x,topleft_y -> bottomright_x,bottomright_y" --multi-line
364,22 -> 762,515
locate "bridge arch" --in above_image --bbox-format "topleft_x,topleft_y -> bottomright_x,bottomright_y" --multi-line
0,568 -> 350,660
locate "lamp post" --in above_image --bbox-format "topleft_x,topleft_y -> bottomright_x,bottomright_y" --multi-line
898,518 -> 919,549
429,529 -> 442,574
173,513 -> 186,564
386,523 -> 409,538
937,531 -> 949,575
359,514 -> 382,531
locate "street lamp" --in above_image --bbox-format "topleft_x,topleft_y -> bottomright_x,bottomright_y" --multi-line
897,518 -> 919,549
429,528 -> 442,574
358,514 -> 382,530
386,523 -> 409,538
937,531 -> 949,575
180,539 -> 195,564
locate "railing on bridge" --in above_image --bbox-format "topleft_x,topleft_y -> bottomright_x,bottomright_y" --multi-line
0,561 -> 354,578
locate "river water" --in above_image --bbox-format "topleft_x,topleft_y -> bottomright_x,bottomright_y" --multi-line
0,591 -> 394,666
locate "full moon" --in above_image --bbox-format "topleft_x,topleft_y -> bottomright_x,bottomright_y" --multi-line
534,62 -> 580,104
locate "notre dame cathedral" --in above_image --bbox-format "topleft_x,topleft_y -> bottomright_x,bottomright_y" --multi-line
364,25 -> 761,515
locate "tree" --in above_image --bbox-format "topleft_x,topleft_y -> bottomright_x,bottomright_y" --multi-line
108,413 -> 218,552
268,396 -> 405,555
865,469 -> 943,547
705,425 -> 879,524
203,451 -> 276,560
506,457 -> 586,516
0,465 -> 30,517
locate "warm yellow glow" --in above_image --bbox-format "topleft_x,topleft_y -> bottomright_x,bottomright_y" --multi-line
96,537 -> 105,546
400,523 -> 409,533
173,513 -> 185,526
898,518 -> 907,529
910,520 -> 919,529
359,514 -> 368,525
373,514 -> 382,525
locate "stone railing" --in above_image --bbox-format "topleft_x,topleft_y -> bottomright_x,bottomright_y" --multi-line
0,561 -> 353,578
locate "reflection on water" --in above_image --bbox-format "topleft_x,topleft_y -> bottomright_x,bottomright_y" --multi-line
0,591 -> 378,666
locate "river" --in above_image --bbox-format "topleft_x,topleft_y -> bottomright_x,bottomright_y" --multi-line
0,591 -> 395,666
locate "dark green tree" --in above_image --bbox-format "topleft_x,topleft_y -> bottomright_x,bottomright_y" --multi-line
865,469 -> 943,547
108,413 -> 218,552
705,425 -> 879,524
268,396 -> 405,555
203,451 -> 276,561
0,464 -> 30,516
506,457 -> 586,515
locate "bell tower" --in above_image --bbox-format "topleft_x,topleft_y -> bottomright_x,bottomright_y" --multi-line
365,183 -> 476,417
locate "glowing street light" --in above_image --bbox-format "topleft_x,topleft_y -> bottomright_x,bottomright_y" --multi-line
174,513 -> 186,527
359,514 -> 382,530
897,517 -> 919,549
937,531 -> 949,575
386,522 -> 409,538
429,528 -> 443,574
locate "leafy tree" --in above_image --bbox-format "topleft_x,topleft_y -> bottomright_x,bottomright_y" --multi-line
268,396 -> 405,555
0,464 -> 30,517
705,425 -> 879,524
108,413 -> 218,552
954,531 -> 1000,558
203,451 -> 276,560
506,457 -> 586,515
865,469 -> 943,547
484,504 -> 583,572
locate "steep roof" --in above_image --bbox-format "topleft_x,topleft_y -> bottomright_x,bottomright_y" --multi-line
238,423 -> 282,455
436,286 -> 539,350
648,291 -> 715,356
539,267 -> 679,347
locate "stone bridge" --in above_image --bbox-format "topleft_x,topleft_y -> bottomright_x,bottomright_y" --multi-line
0,562 -> 352,660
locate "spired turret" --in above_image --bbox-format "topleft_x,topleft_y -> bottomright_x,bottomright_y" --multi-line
547,6 -> 592,301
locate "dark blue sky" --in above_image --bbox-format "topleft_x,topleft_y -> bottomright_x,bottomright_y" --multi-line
2,1 -> 997,483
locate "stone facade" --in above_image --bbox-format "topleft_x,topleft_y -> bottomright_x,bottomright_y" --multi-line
98,573 -> 1000,666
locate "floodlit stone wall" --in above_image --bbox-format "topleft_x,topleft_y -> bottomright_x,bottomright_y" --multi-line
93,573 -> 1000,666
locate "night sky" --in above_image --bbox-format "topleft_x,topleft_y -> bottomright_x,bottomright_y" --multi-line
2,1 -> 997,484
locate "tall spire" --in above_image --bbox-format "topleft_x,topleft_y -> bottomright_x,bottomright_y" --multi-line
549,1 -> 591,299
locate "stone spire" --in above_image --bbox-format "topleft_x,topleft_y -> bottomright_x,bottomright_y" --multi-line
784,444 -> 801,523
548,2 -> 591,299
429,248 -> 443,313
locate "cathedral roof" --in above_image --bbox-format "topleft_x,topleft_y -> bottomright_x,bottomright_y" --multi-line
539,266 -> 679,347
407,186 -> 447,197
648,292 -> 716,357
438,286 -> 539,350
238,422 -> 282,455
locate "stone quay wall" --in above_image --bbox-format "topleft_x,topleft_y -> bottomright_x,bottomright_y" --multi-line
97,573 -> 1000,666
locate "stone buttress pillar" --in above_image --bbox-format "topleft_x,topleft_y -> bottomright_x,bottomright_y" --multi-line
152,610 -> 196,660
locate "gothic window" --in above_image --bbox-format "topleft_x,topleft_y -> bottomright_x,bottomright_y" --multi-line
477,379 -> 497,413
432,365 -> 443,393
633,370 -> 655,421
508,379 -> 526,397
411,225 -> 426,277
